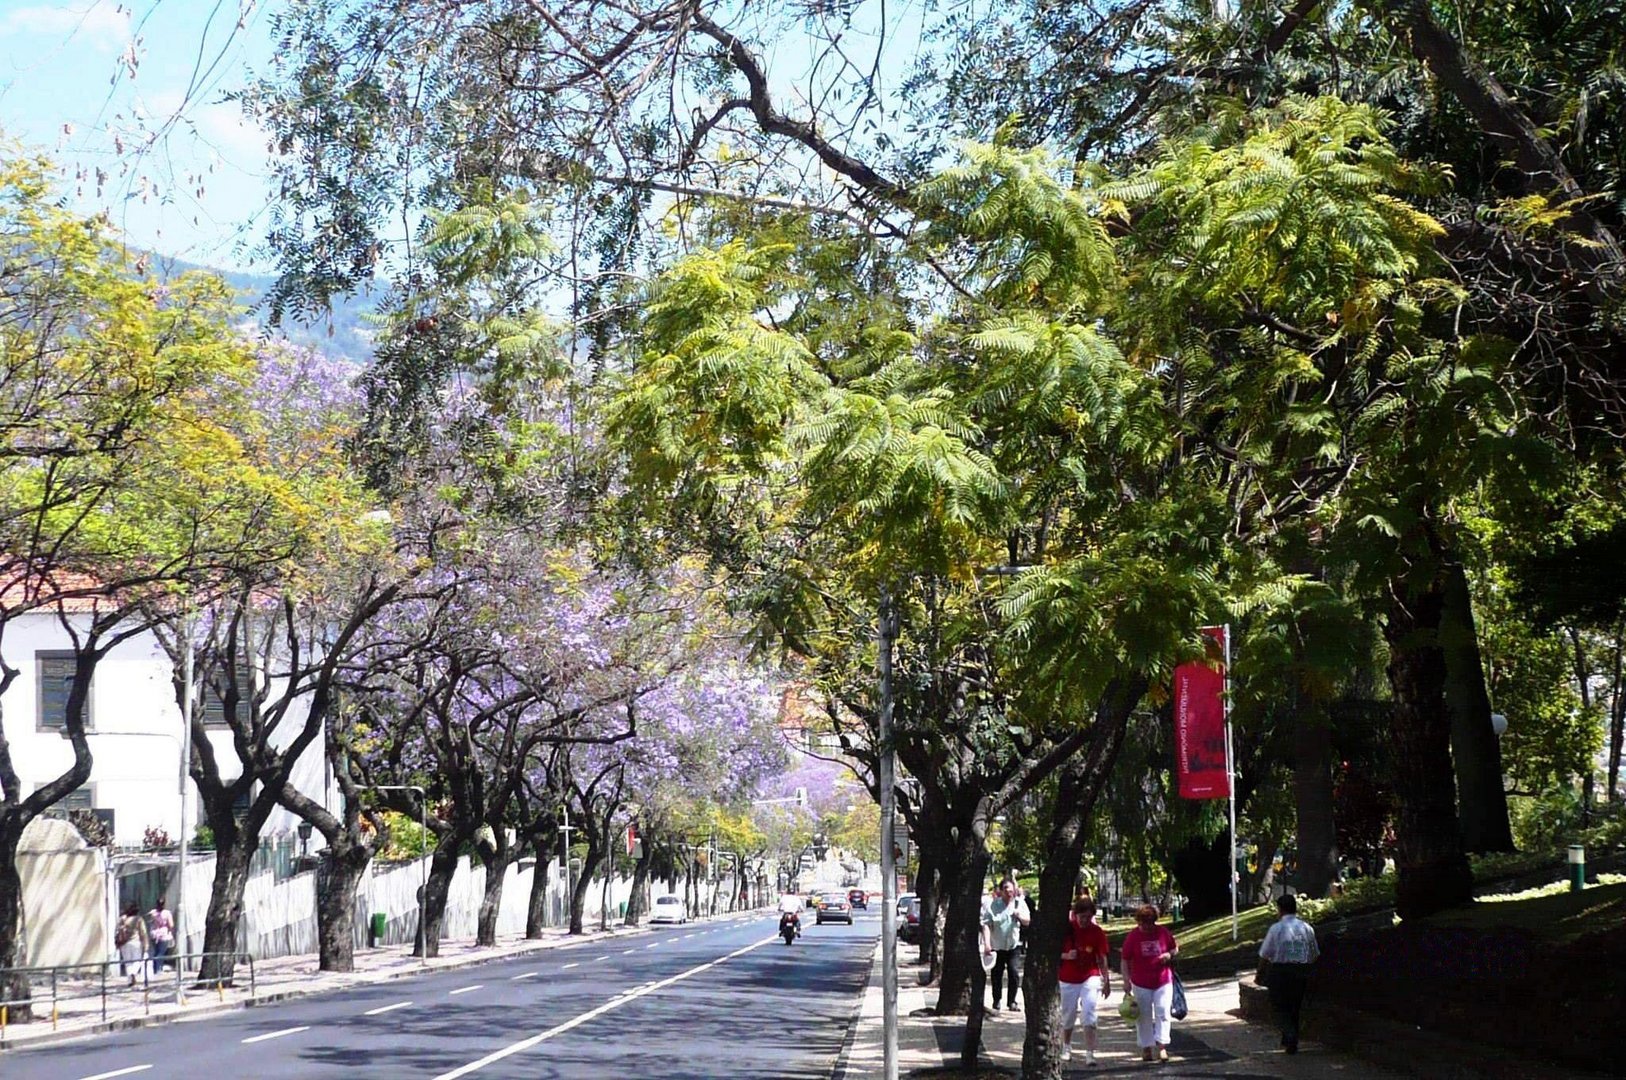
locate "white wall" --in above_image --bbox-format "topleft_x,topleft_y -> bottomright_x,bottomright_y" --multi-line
2,611 -> 335,848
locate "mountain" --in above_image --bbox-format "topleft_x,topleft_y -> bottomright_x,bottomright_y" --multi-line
154,257 -> 380,362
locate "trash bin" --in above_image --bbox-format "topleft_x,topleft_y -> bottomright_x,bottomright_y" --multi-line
618,902 -> 626,918
369,912 -> 388,947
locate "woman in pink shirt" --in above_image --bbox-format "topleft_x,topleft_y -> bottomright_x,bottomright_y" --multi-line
1119,903 -> 1178,1062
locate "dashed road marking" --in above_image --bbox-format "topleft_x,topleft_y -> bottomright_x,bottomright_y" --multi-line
76,1068 -> 153,1080
511,972 -> 539,981
621,947 -> 637,954
561,962 -> 579,970
430,936 -> 778,1080
449,984 -> 484,996
593,955 -> 609,961
242,1026 -> 309,1044
364,1001 -> 413,1016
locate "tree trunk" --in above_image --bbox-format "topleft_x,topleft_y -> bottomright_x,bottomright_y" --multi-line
197,835 -> 254,982
913,846 -> 941,978
933,825 -> 990,1016
476,853 -> 513,948
570,845 -> 602,935
315,840 -> 373,972
1294,707 -> 1339,898
0,826 -> 31,1022
624,844 -> 652,926
525,845 -> 552,938
416,843 -> 461,958
961,963 -> 988,1069
1019,678 -> 1142,1080
1385,569 -> 1474,919
1442,559 -> 1514,852
1608,627 -> 1624,804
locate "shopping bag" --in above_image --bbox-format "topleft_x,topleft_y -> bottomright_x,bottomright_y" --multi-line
1119,993 -> 1139,1023
1170,972 -> 1189,1021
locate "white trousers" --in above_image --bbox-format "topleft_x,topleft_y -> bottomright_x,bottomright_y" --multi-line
1132,981 -> 1173,1048
1059,976 -> 1102,1032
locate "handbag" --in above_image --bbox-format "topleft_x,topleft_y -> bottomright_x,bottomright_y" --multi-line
1170,971 -> 1189,1021
1118,992 -> 1139,1023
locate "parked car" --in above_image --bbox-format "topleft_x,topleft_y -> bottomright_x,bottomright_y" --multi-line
816,892 -> 854,925
848,888 -> 867,910
649,894 -> 688,925
897,894 -> 922,943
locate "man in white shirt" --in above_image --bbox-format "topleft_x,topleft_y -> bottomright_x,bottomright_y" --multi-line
980,879 -> 1031,1011
1257,894 -> 1320,1054
778,892 -> 804,936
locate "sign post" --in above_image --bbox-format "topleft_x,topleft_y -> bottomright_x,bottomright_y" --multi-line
1173,625 -> 1236,940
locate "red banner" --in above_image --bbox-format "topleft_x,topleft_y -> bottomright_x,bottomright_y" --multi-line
1174,626 -> 1229,799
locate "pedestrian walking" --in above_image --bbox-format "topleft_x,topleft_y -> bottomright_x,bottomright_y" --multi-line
1120,903 -> 1179,1063
115,902 -> 148,986
1059,895 -> 1111,1066
1258,893 -> 1319,1054
148,896 -> 175,974
979,878 -> 1030,1013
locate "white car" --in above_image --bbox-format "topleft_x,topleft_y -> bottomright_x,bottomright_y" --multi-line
649,894 -> 688,924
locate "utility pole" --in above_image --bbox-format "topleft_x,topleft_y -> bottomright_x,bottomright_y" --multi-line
878,589 -> 899,1080
175,609 -> 194,1006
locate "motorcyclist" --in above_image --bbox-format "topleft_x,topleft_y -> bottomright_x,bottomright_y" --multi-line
777,892 -> 803,936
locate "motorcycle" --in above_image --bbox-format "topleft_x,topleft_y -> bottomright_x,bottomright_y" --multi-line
779,911 -> 800,945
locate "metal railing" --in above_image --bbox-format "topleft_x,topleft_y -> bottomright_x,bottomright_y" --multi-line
0,951 -> 255,1044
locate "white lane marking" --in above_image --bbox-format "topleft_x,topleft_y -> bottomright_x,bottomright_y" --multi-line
682,933 -> 695,939
242,1026 -> 309,1044
364,1001 -> 413,1016
449,984 -> 484,995
645,942 -> 659,949
561,962 -> 580,970
593,954 -> 609,961
76,1068 -> 153,1080
430,936 -> 778,1080
511,972 -> 539,981
621,947 -> 637,955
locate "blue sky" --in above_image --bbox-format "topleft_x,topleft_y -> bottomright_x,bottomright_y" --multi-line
0,1 -> 937,275
0,0 -> 279,271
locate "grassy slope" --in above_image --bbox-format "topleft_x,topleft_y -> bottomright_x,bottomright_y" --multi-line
1161,869 -> 1626,971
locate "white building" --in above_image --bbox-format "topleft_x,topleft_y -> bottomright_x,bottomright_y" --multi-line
4,607 -> 333,848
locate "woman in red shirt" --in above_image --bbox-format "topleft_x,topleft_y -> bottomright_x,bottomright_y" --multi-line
1120,903 -> 1179,1063
1058,895 -> 1111,1066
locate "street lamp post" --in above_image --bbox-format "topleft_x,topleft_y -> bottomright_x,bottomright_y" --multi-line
369,785 -> 427,960
560,802 -> 574,930
878,589 -> 900,1080
174,611 -> 195,1005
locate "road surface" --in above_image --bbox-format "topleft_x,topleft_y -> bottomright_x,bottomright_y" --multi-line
8,909 -> 876,1080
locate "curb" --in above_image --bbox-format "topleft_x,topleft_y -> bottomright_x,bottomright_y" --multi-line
828,938 -> 882,1080
1,911 -> 759,1053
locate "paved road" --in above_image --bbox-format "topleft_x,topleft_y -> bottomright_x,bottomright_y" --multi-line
8,910 -> 877,1080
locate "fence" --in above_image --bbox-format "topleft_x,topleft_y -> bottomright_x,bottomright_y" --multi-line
0,951 -> 254,1045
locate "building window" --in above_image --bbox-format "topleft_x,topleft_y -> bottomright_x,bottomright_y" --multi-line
40,783 -> 95,816
200,663 -> 254,729
37,651 -> 92,732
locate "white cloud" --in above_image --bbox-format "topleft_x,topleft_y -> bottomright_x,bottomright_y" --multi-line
142,89 -> 269,169
1,2 -> 131,52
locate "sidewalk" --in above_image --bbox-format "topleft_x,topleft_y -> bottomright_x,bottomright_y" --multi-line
0,910 -> 758,1052
838,947 -> 1409,1078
